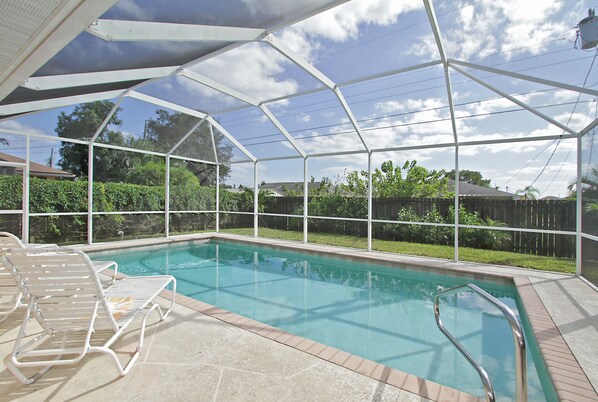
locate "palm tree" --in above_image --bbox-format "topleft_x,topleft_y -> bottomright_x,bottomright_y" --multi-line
516,185 -> 540,200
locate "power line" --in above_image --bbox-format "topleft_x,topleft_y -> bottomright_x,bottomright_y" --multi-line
530,49 -> 598,192
543,99 -> 597,195
585,100 -> 598,177
241,101 -> 591,147
219,52 -> 593,127
235,98 -> 592,145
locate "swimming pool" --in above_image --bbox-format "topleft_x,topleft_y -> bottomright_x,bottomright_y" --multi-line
92,239 -> 557,401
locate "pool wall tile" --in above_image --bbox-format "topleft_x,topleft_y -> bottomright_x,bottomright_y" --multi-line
513,276 -> 598,401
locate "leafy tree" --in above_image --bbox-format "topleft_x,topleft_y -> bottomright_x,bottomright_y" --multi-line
569,165 -> 598,233
144,110 -> 232,184
344,160 -> 449,198
57,103 -> 232,185
126,161 -> 200,187
57,101 -> 131,181
237,188 -> 274,212
516,185 -> 539,200
446,169 -> 491,187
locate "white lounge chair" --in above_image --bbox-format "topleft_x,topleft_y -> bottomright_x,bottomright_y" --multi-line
0,232 -> 118,322
1,248 -> 176,384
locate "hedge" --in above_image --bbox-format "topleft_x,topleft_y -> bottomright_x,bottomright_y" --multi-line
0,176 -> 239,243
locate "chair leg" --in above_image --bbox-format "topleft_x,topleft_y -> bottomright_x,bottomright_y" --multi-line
4,354 -> 56,384
0,293 -> 22,323
90,303 -> 162,376
4,334 -> 67,384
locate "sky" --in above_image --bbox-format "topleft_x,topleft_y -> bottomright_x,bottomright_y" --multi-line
0,0 -> 597,198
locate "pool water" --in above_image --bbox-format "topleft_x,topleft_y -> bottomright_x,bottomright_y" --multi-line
92,240 -> 557,401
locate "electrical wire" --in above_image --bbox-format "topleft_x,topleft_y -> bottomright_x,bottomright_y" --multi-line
219,52 -> 594,127
240,101 -> 591,147
584,99 -> 598,177
543,99 -> 597,195
529,49 -> 597,193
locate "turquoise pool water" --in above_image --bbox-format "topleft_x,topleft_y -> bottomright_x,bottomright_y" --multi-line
92,240 -> 556,401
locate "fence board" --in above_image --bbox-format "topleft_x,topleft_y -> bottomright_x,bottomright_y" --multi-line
261,197 -> 576,257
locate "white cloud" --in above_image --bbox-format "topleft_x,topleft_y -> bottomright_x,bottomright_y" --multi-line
0,120 -> 49,137
288,0 -> 422,43
410,0 -> 577,61
113,0 -> 152,20
298,114 -> 311,123
192,43 -> 299,102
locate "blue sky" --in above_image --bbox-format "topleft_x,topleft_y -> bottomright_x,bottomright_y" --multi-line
1,0 -> 597,198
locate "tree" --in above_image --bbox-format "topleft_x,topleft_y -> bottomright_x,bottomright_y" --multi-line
144,110 -> 232,184
516,185 -> 539,200
343,160 -> 449,198
570,165 -> 598,216
57,103 -> 232,185
57,101 -> 131,182
446,169 -> 491,187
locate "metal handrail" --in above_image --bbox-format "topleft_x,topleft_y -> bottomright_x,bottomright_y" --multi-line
434,283 -> 527,402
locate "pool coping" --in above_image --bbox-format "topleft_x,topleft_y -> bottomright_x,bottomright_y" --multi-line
81,233 -> 598,402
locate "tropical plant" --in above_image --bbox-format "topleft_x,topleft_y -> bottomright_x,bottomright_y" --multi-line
516,185 -> 539,200
343,160 -> 449,198
446,169 -> 492,187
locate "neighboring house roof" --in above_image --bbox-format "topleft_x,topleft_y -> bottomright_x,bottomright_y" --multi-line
259,181 -> 322,196
447,179 -> 519,199
0,152 -> 75,179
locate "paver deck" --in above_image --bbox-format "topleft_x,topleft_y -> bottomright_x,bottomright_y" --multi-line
1,233 -> 596,401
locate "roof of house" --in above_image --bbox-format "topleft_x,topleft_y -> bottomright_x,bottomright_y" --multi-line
0,152 -> 75,179
259,181 -> 322,196
447,179 -> 519,199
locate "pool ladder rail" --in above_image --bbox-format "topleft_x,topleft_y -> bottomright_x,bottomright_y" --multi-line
434,283 -> 527,402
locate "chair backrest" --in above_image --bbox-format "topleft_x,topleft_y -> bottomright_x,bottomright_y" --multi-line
2,248 -> 118,333
0,231 -> 26,253
0,232 -> 24,303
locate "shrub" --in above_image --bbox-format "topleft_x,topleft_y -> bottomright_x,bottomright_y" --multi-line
381,205 -> 511,250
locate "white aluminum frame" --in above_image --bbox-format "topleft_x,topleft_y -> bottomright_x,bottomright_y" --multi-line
1,0 -> 595,278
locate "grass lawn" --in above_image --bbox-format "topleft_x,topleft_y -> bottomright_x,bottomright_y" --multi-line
220,227 -> 576,274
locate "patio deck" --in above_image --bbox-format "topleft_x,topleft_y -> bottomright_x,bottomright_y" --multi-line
0,295 -> 432,402
1,234 -> 596,401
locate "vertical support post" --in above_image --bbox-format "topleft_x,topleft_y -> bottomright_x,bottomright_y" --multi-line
165,155 -> 170,237
216,164 -> 220,232
303,157 -> 308,244
253,161 -> 258,238
209,123 -> 220,233
22,135 -> 30,243
576,135 -> 582,276
87,144 -> 93,245
454,145 -> 460,262
367,151 -> 373,251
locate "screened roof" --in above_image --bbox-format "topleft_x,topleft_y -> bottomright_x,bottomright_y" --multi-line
0,0 -> 596,198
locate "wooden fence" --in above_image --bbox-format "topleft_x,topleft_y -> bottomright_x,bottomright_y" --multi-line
258,197 -> 576,258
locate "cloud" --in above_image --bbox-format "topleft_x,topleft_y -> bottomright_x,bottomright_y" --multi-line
290,0 -> 422,43
190,43 -> 299,103
112,0 -> 152,20
181,1 -> 426,110
0,120 -> 49,137
410,0 -> 577,61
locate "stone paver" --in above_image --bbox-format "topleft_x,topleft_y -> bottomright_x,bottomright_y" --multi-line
1,232 -> 594,401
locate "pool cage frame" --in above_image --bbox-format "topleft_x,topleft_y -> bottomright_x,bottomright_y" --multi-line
0,0 -> 597,281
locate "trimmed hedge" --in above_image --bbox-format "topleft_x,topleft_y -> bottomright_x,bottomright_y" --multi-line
0,176 -> 239,243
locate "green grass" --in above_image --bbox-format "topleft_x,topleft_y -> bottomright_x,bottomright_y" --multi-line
220,227 -> 576,274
